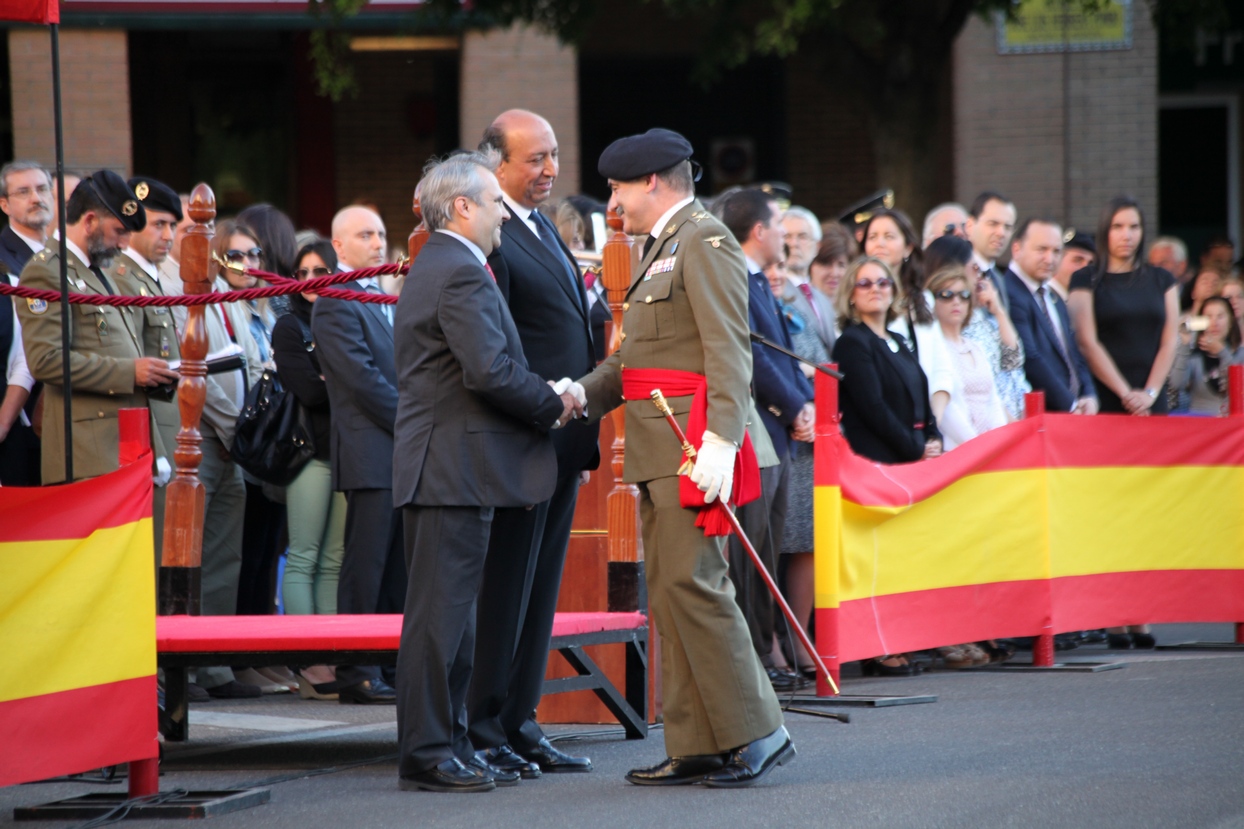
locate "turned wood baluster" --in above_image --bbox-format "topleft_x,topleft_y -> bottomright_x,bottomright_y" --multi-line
158,183 -> 214,616
408,195 -> 430,262
600,207 -> 642,608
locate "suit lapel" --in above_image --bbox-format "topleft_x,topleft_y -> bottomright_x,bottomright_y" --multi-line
502,216 -> 586,320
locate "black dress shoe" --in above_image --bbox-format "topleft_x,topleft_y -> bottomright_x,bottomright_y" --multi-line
1106,633 -> 1134,649
338,678 -> 397,705
205,680 -> 261,699
468,753 -> 520,787
186,682 -> 211,703
1131,632 -> 1156,649
400,758 -> 495,793
766,667 -> 812,691
481,745 -> 541,779
702,726 -> 795,788
520,737 -> 592,773
624,754 -> 727,786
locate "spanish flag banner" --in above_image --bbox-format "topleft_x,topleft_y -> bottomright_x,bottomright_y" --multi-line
814,409 -> 1244,665
0,457 -> 157,787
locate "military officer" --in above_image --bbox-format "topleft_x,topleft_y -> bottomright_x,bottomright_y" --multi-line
17,169 -> 178,484
110,177 -> 184,556
576,129 -> 793,788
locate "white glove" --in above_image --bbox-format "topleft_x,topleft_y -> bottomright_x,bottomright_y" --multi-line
689,430 -> 737,504
549,378 -> 588,417
154,456 -> 172,487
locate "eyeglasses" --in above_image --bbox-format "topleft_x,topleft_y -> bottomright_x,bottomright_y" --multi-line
225,247 -> 263,263
854,277 -> 893,290
935,290 -> 972,302
6,185 -> 51,199
294,266 -> 331,279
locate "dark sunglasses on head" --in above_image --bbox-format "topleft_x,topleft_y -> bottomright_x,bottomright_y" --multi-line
225,247 -> 263,263
936,289 -> 972,302
294,266 -> 332,279
855,277 -> 893,290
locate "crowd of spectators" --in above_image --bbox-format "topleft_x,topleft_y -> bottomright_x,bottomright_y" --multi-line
2,153 -> 1241,694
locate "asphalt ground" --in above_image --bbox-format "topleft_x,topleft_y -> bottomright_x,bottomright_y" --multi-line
4,623 -> 1243,829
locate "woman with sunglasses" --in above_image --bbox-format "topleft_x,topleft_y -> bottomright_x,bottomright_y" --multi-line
831,257 -> 941,677
272,240 -> 348,699
930,266 -> 1009,451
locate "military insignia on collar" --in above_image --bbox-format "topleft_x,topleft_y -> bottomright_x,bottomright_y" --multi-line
665,223 -> 677,235
121,200 -> 138,217
646,257 -> 676,278
134,182 -> 150,200
691,211 -> 711,221
27,298 -> 48,315
705,235 -> 726,249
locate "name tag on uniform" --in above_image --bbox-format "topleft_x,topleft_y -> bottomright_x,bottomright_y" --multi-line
645,257 -> 676,279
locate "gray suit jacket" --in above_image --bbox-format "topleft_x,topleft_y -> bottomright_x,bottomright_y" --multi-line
393,232 -> 563,508
312,277 -> 399,491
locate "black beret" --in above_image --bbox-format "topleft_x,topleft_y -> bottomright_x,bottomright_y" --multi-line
1063,228 -> 1097,255
598,128 -> 694,181
128,176 -> 183,222
83,169 -> 146,232
837,189 -> 895,230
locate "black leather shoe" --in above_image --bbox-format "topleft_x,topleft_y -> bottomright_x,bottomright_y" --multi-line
338,678 -> 397,705
468,753 -> 520,786
521,737 -> 592,773
400,758 -> 495,793
482,745 -> 541,779
205,680 -> 261,699
766,667 -> 812,691
625,754 -> 727,786
702,726 -> 795,788
186,682 -> 211,703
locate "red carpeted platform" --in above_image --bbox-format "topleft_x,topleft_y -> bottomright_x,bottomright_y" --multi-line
157,612 -> 646,653
156,611 -> 649,742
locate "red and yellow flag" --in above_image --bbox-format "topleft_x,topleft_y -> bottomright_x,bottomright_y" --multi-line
0,457 -> 157,787
815,412 -> 1244,664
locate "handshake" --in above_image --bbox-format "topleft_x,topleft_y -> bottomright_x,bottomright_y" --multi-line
549,377 -> 587,428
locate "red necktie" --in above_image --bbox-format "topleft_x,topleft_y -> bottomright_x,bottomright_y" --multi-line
484,263 -> 496,283
798,282 -> 822,326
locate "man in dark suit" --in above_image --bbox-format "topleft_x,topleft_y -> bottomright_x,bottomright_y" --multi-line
720,188 -> 814,691
0,161 -> 52,486
311,205 -> 403,704
965,191 -> 1018,312
392,150 -> 580,793
467,109 -> 599,776
1004,218 -> 1098,415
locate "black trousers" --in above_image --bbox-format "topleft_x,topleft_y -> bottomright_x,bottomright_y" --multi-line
467,469 -> 580,752
396,504 -> 493,776
728,457 -> 789,667
237,481 -> 286,615
338,487 -> 407,686
0,419 -> 40,486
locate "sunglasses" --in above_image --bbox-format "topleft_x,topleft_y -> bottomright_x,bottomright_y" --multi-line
854,277 -> 893,290
294,266 -> 332,279
225,247 -> 263,263
936,289 -> 972,302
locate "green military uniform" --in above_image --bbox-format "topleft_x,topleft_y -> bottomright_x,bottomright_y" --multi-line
579,199 -> 783,757
111,252 -> 178,557
17,244 -> 161,484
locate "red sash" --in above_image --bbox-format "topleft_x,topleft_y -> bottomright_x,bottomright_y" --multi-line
621,368 -> 761,536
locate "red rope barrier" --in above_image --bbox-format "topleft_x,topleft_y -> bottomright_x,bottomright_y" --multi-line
0,263 -> 405,307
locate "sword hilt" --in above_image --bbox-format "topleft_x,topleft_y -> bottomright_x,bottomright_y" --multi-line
650,389 -> 697,475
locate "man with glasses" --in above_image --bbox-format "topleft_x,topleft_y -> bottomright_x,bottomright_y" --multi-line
0,161 -> 51,485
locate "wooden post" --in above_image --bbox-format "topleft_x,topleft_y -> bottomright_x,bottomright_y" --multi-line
158,184 -> 214,616
600,207 -> 642,611
1023,390 -> 1056,666
813,365 -> 841,696
408,195 -> 430,262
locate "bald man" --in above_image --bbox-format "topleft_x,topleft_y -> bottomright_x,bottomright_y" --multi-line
310,205 -> 403,704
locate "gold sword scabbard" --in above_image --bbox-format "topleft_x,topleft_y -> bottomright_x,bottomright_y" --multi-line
650,389 -> 696,475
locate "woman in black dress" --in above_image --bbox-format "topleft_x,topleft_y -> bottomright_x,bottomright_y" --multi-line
1067,196 -> 1179,416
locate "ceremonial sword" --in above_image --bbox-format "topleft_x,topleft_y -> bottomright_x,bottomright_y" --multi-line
649,389 -> 840,696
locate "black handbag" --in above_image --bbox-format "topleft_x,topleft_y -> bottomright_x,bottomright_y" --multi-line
231,368 -> 316,485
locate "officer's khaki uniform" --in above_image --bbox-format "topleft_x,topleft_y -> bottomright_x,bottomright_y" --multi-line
17,245 -> 162,484
579,199 -> 783,757
111,252 -> 179,558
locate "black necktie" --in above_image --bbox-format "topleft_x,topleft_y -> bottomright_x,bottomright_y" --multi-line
90,264 -> 114,295
1037,285 -> 1079,398
642,235 -> 655,259
533,211 -> 582,297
